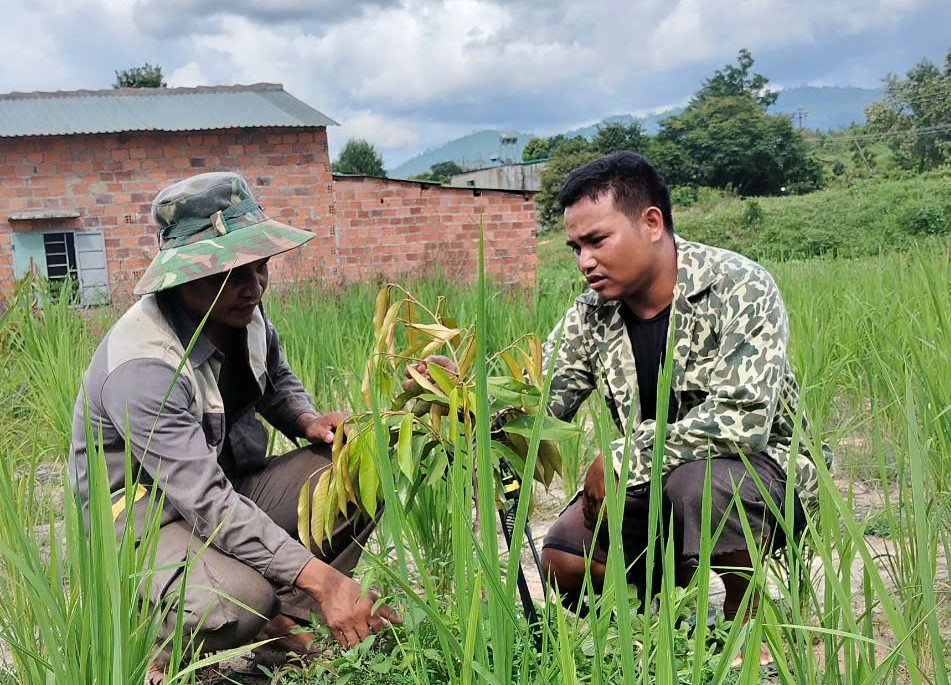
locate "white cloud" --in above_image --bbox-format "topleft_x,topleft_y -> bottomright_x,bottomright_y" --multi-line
167,62 -> 209,88
0,0 -> 946,166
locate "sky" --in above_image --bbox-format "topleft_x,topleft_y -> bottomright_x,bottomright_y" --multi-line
0,0 -> 948,168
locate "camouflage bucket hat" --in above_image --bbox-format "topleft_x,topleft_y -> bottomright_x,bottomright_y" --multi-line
133,172 -> 314,295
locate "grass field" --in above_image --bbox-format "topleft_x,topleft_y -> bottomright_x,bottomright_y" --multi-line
0,195 -> 948,683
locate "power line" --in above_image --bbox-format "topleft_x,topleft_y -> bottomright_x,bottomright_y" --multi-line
814,123 -> 951,143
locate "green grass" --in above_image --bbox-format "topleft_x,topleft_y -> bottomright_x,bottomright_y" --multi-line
674,169 -> 951,261
0,229 -> 947,683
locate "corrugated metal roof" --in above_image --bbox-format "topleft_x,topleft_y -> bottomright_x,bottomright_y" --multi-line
0,83 -> 337,137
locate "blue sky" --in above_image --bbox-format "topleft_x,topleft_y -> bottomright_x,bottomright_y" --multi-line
0,0 -> 947,167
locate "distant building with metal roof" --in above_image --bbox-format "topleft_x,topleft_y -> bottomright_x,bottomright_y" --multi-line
0,83 -> 337,138
448,158 -> 548,192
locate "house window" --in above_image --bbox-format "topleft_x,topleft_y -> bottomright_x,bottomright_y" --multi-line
43,232 -> 79,297
11,230 -> 110,305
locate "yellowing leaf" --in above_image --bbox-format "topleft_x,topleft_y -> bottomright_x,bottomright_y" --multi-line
407,365 -> 443,396
516,344 -> 540,385
333,443 -> 350,516
405,322 -> 462,344
456,335 -> 477,377
499,350 -> 523,381
297,476 -> 312,553
377,300 -> 403,355
372,285 -> 391,333
404,300 -> 422,347
310,469 -> 332,550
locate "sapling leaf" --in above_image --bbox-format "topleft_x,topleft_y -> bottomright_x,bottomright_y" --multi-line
405,322 -> 462,343
516,344 -> 540,385
404,300 -> 421,347
415,393 -> 452,407
359,439 -> 380,519
457,334 -> 477,377
397,413 -> 415,480
372,284 -> 391,333
425,448 -> 450,486
407,365 -> 443,396
297,476 -> 312,553
331,421 -> 349,516
498,350 -> 524,381
427,361 -> 458,395
311,468 -> 331,549
500,414 -> 581,442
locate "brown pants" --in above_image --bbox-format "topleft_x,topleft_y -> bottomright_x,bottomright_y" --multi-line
543,454 -> 804,599
147,444 -> 373,653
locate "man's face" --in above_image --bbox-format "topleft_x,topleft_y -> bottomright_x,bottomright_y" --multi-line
564,192 -> 664,302
177,258 -> 270,329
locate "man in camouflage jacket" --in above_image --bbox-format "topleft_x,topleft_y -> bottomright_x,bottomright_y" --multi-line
539,152 -> 831,668
544,235 -> 827,511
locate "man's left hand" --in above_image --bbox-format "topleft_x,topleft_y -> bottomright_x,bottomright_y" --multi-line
300,411 -> 351,444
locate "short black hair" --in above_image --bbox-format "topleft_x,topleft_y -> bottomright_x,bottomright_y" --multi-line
557,151 -> 674,232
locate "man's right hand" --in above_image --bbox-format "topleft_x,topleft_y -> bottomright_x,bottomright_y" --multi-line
582,453 -> 608,529
295,558 -> 402,649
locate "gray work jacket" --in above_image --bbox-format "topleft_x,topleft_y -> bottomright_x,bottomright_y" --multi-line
68,292 -> 316,586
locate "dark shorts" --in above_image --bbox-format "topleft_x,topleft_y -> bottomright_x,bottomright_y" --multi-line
543,454 -> 805,591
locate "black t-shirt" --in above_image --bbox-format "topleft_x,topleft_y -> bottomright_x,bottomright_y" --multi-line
622,304 -> 678,424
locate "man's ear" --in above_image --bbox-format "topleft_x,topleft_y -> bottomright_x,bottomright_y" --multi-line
643,206 -> 667,242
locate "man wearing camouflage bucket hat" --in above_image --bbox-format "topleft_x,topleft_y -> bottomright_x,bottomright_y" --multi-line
69,172 -> 399,684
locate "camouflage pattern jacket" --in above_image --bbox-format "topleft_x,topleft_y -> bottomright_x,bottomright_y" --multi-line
543,237 -> 831,510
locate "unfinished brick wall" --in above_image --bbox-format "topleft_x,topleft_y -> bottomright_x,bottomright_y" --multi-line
0,130 -> 538,301
333,175 -> 537,288
0,126 -> 334,300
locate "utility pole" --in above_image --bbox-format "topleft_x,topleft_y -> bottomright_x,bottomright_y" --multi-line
793,108 -> 807,131
853,140 -> 873,173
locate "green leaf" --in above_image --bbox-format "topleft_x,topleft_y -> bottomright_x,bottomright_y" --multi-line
486,377 -> 541,407
397,413 -> 415,480
427,360 -> 458,395
415,393 -> 452,407
500,414 -> 582,442
425,448 -> 450,486
358,438 -> 380,519
490,440 -> 525,476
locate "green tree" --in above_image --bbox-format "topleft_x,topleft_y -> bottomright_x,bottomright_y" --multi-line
535,148 -> 600,231
694,48 -> 777,108
659,95 -> 822,194
333,139 -> 387,177
113,63 -> 166,88
657,51 -> 821,195
410,160 -> 466,183
865,49 -> 951,170
592,121 -> 650,155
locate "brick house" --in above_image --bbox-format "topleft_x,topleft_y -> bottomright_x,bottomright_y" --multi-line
0,84 -> 536,305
